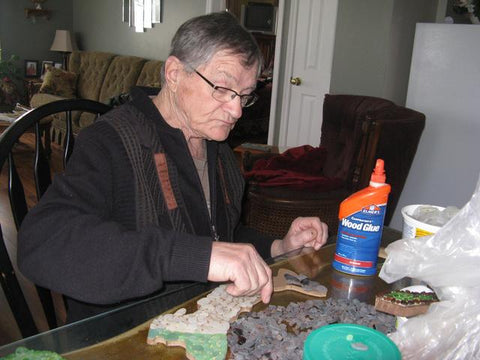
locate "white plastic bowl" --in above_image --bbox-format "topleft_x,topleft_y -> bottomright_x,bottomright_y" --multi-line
401,204 -> 444,239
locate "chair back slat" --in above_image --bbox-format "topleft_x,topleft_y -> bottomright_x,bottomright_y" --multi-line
8,154 -> 28,230
36,285 -> 57,330
350,118 -> 382,192
0,225 -> 38,337
63,110 -> 75,169
34,123 -> 52,200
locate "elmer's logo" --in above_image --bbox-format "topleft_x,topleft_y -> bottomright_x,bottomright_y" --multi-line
362,205 -> 381,215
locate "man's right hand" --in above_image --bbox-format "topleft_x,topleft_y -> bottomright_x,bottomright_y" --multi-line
208,242 -> 273,303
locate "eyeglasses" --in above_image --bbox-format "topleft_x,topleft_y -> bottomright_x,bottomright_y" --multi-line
193,69 -> 258,108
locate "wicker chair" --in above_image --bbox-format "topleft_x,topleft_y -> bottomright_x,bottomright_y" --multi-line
242,94 -> 425,239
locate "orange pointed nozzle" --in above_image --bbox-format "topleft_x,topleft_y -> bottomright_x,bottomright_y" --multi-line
371,159 -> 386,184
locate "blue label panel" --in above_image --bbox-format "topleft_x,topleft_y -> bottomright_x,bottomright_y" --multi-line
333,204 -> 386,276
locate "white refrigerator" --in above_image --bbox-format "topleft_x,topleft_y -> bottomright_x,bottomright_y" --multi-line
390,23 -> 480,229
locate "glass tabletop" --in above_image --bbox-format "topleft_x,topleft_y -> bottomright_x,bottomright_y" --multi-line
0,282 -> 215,357
0,227 -> 404,358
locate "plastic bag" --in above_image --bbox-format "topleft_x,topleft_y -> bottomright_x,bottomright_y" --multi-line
379,174 -> 480,360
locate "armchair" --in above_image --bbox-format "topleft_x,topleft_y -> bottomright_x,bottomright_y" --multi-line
242,94 -> 425,238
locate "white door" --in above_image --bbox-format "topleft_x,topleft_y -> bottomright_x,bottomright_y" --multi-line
275,0 -> 338,147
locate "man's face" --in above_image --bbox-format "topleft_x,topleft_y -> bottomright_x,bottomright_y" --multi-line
174,51 -> 258,142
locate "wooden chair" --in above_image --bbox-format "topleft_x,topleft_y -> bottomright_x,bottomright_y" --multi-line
0,99 -> 111,337
242,94 -> 425,238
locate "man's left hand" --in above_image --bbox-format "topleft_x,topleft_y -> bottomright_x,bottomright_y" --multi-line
270,217 -> 328,257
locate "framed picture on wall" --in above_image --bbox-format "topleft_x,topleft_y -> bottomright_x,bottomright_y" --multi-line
41,60 -> 54,78
25,60 -> 39,78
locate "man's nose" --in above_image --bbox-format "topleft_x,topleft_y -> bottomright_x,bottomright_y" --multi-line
223,96 -> 243,119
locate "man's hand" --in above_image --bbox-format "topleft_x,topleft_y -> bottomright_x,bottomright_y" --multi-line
208,242 -> 273,303
270,217 -> 328,257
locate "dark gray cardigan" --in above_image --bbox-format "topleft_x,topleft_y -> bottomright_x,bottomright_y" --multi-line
18,88 -> 272,321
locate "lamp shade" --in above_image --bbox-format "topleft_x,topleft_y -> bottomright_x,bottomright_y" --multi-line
50,30 -> 77,52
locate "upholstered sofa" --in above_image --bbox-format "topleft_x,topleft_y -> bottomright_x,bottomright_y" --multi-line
30,51 -> 163,142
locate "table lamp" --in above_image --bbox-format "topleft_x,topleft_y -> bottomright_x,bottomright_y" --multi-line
50,30 -> 77,70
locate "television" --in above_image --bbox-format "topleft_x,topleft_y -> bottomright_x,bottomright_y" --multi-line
241,3 -> 278,35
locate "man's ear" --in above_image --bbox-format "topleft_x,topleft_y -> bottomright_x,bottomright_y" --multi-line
163,56 -> 183,92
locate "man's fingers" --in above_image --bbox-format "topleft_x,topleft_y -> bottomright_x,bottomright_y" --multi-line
293,218 -> 328,248
260,273 -> 273,303
321,222 -> 328,244
225,282 -> 244,297
241,252 -> 272,297
226,267 -> 271,298
225,263 -> 272,301
209,242 -> 273,302
291,228 -> 317,249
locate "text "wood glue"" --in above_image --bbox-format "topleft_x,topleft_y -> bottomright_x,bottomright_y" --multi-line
333,159 -> 391,276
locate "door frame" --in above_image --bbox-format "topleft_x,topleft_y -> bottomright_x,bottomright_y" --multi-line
206,0 -> 286,146
269,0 -> 294,145
267,0 -> 286,145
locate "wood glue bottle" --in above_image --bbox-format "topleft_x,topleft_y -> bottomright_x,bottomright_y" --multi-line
332,159 -> 391,276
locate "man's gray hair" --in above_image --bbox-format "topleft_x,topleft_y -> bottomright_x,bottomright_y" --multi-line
161,11 -> 263,85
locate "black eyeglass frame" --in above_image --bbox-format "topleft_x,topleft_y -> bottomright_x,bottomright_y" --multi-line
193,69 -> 259,108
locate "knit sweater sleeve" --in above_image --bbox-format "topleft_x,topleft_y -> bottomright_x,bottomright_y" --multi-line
17,120 -> 213,306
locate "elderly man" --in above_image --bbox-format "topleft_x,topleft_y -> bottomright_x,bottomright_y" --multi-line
18,12 -> 328,322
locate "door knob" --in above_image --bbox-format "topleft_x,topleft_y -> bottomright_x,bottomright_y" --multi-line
290,77 -> 302,86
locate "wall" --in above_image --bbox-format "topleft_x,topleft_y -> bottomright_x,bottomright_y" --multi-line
0,0 -> 73,75
330,0 -> 439,106
0,0 -> 206,83
390,24 -> 480,229
73,0 -> 206,60
330,0 -> 394,101
383,0 -> 439,105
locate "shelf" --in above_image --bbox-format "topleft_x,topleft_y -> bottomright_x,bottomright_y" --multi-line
25,8 -> 51,20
